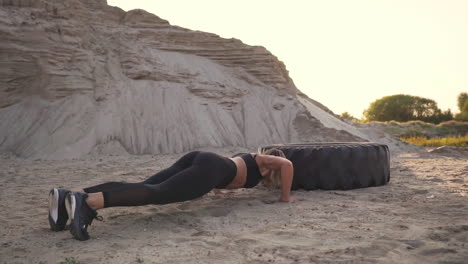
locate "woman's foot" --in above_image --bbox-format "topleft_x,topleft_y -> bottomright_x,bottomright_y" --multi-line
48,188 -> 71,231
65,192 -> 102,241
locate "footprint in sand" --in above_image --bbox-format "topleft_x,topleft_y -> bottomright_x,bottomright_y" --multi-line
355,240 -> 399,258
420,248 -> 457,256
191,230 -> 213,237
395,224 -> 409,230
209,208 -> 231,217
234,238 -> 258,245
111,243 -> 126,250
399,240 -> 425,249
449,178 -> 464,183
12,247 -> 29,253
427,178 -> 444,182
428,232 -> 450,242
428,225 -> 468,243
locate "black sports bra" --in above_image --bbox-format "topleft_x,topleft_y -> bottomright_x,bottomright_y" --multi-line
232,153 -> 263,188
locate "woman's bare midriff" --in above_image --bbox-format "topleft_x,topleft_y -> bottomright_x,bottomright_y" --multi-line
223,156 -> 248,189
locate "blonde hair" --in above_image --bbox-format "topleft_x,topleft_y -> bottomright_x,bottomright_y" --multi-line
257,147 -> 286,189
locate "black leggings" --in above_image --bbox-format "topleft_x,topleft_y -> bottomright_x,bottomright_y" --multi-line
83,151 -> 237,207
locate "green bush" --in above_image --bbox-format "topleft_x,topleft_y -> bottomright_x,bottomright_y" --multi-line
363,94 -> 453,124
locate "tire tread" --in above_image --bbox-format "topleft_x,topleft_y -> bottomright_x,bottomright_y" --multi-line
260,142 -> 390,190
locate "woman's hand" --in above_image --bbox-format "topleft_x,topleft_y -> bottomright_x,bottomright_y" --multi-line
279,160 -> 294,203
258,154 -> 294,203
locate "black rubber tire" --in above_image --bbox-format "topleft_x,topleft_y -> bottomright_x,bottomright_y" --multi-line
259,142 -> 390,190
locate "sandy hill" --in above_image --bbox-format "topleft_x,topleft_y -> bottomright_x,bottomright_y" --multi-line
0,0 -> 372,159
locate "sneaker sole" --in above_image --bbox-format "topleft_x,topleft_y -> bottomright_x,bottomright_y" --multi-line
48,189 -> 59,223
65,194 -> 89,241
65,193 -> 76,222
48,188 -> 64,231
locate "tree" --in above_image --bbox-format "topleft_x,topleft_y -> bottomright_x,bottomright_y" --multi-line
455,92 -> 468,121
363,94 -> 452,124
457,92 -> 468,111
340,112 -> 359,122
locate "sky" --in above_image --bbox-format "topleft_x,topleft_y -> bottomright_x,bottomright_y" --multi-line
107,0 -> 468,118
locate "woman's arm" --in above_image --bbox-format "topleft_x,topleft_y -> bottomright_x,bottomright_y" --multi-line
259,155 -> 295,202
279,160 -> 294,202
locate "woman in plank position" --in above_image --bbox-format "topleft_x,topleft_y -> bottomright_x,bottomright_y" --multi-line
48,148 -> 294,241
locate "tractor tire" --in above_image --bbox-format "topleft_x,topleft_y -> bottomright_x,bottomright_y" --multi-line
259,142 -> 390,190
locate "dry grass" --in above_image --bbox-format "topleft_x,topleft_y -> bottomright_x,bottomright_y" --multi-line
400,135 -> 468,147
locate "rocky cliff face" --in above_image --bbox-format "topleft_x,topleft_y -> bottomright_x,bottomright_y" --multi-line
0,0 -> 367,159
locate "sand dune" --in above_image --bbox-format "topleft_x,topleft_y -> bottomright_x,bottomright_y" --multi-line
0,0 -> 364,159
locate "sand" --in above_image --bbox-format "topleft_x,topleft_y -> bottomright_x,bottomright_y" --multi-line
1,0 -> 368,160
0,147 -> 466,264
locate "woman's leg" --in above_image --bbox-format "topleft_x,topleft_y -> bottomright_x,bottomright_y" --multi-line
80,151 -> 200,194
65,152 -> 232,240
101,152 -> 224,207
142,151 -> 199,184
82,182 -> 127,193
86,192 -> 104,210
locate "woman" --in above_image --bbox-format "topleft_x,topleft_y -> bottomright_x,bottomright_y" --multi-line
48,148 -> 294,241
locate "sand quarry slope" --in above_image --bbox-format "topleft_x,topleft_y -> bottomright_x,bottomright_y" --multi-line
0,1 -> 466,263
0,0 -> 369,160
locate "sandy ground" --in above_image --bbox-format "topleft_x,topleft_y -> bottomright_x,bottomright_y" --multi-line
0,147 -> 466,264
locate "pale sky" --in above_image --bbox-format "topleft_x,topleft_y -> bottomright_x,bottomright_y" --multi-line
108,0 -> 468,118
